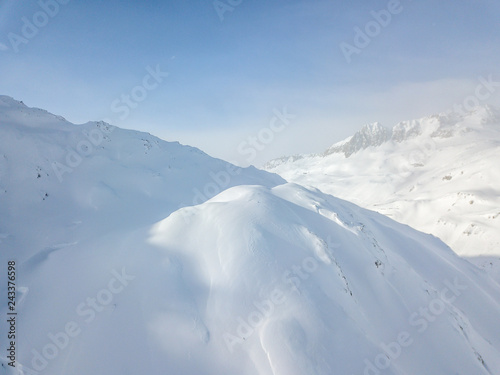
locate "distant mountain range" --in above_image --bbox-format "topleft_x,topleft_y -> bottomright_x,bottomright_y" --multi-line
1,96 -> 500,375
264,106 -> 500,280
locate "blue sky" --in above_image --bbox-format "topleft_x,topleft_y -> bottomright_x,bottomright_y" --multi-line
1,0 -> 500,166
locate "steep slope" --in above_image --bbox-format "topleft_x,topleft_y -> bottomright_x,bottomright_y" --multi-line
1,97 -> 500,375
264,107 -> 500,277
324,122 -> 392,157
0,95 -> 284,261
5,183 -> 500,375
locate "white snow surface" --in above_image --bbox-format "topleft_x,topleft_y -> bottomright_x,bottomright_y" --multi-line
264,107 -> 500,278
1,96 -> 500,375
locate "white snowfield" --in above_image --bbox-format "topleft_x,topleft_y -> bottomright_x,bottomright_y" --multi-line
1,96 -> 500,375
264,107 -> 500,279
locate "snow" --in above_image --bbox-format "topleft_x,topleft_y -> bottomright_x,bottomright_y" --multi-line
1,96 -> 500,374
324,122 -> 391,157
264,107 -> 500,276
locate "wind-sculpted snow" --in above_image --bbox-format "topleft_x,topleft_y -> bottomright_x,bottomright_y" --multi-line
318,107 -> 500,159
1,97 -> 500,374
264,107 -> 500,278
144,183 -> 500,375
5,182 -> 500,375
0,96 -> 284,260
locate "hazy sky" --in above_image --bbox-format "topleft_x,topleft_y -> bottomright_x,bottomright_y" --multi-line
1,0 -> 500,166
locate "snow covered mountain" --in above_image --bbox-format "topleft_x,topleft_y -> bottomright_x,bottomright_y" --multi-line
1,96 -> 500,375
0,95 -> 284,260
324,122 -> 392,158
264,107 -> 500,277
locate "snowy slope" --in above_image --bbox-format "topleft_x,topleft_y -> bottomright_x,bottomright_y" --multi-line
5,183 -> 500,375
0,95 -> 284,261
264,107 -> 500,275
1,97 -> 500,375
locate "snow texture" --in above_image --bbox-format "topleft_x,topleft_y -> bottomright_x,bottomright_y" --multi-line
1,96 -> 500,375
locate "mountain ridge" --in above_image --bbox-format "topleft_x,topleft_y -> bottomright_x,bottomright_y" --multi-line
1,96 -> 500,374
266,105 -> 500,168
264,107 -> 500,282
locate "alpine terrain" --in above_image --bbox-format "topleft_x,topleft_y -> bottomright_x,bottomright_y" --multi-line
1,96 -> 500,375
264,107 -> 500,281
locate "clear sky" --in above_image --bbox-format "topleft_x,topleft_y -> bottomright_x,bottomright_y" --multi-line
1,0 -> 500,166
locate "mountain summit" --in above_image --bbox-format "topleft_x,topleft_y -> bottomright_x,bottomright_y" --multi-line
325,122 -> 392,157
1,97 -> 500,375
264,107 -> 500,277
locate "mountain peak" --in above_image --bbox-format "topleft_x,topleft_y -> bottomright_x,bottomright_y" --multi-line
0,95 -> 69,129
324,121 -> 392,157
263,105 -> 500,264
3,97 -> 500,375
0,95 -> 27,108
322,105 -> 500,158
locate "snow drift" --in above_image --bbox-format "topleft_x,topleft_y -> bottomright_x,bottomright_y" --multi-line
264,107 -> 500,278
1,96 -> 500,375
